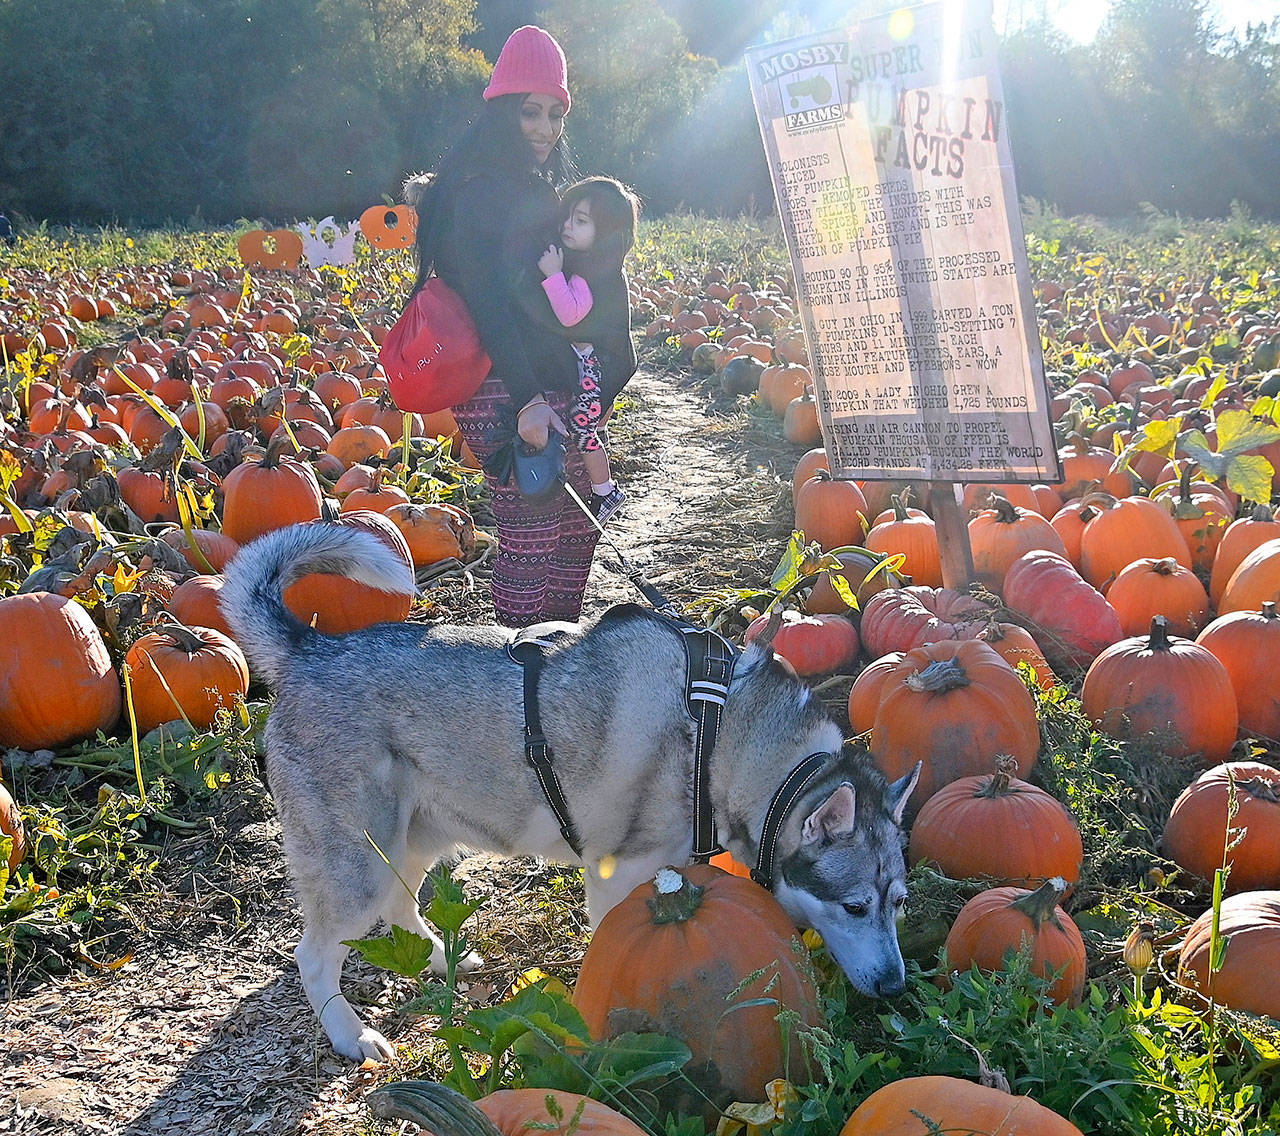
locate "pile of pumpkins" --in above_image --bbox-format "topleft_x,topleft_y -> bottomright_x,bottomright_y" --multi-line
0,261 -> 478,758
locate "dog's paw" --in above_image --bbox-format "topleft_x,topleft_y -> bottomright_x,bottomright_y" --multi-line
332,1025 -> 396,1064
428,948 -> 484,976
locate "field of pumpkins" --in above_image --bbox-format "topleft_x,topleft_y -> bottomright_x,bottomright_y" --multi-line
3,214 -> 1280,1135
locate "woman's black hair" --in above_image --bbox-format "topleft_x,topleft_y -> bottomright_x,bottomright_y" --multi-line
405,94 -> 574,295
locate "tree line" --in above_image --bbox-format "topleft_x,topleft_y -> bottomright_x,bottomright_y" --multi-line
1,0 -> 1276,227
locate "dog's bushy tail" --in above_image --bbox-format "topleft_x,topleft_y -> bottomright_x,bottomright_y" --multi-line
218,523 -> 415,687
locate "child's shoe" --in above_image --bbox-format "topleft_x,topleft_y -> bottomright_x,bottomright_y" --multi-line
588,486 -> 626,525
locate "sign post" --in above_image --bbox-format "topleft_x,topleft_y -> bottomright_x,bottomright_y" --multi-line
746,1 -> 1061,587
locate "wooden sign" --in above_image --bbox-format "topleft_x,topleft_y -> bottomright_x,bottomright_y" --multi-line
746,0 -> 1060,486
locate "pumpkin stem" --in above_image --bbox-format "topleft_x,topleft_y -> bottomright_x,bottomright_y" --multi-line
1151,557 -> 1179,576
1249,503 -> 1276,523
153,622 -> 210,655
904,656 -> 970,694
1009,876 -> 1068,929
647,867 -> 705,924
889,492 -> 911,522
1238,774 -> 1280,805
368,1081 -> 503,1136
991,496 -> 1020,524
977,755 -> 1022,797
259,433 -> 294,469
1262,602 -> 1277,621
1147,614 -> 1173,651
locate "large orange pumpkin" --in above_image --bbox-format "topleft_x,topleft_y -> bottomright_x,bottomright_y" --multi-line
572,864 -> 821,1118
871,639 -> 1040,809
744,609 -> 858,676
1195,603 -> 1280,742
1163,762 -> 1280,893
220,436 -> 324,546
1218,536 -> 1280,614
1081,616 -> 1238,764
858,586 -> 992,659
1177,890 -> 1280,1019
1105,556 -> 1209,638
124,623 -> 250,734
967,497 -> 1067,592
909,756 -> 1083,893
943,878 -> 1087,1006
840,1075 -> 1083,1136
383,501 -> 476,569
846,652 -> 905,734
0,592 -> 122,750
1077,493 -> 1191,593
283,511 -> 414,634
794,469 -> 867,551
368,1081 -> 647,1136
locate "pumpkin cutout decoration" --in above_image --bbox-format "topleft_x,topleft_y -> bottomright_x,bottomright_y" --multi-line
360,204 -> 417,249
236,229 -> 304,271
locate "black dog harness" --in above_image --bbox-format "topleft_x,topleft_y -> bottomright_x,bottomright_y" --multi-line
507,606 -> 835,891
506,607 -> 737,865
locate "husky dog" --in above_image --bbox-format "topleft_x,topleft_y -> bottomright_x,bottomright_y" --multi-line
219,523 -> 919,1062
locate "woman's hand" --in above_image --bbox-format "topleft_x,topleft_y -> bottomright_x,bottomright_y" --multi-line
517,397 -> 566,449
537,244 -> 564,278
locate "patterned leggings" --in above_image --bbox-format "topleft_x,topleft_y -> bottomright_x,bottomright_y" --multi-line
452,375 -> 602,627
568,346 -> 604,453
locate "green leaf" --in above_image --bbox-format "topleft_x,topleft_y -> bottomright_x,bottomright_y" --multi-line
342,924 -> 434,978
425,894 -> 481,935
1133,417 -> 1181,456
1215,408 -> 1280,455
592,1032 -> 692,1086
1224,454 -> 1274,505
770,530 -> 809,594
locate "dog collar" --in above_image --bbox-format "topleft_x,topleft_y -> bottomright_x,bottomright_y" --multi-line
750,751 -> 833,891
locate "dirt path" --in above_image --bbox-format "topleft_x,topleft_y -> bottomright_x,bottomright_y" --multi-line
2,366 -> 802,1136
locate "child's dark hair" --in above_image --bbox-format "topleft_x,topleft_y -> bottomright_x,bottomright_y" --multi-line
561,177 -> 640,267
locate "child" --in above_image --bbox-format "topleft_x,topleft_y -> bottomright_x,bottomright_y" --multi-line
535,177 -> 640,524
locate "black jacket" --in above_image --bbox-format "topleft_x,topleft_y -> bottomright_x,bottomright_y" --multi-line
425,167 -> 579,409
515,245 -> 638,407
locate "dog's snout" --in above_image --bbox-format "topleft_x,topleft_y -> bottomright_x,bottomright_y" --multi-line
874,970 -> 906,998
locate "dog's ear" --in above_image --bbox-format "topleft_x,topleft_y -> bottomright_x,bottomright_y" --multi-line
735,641 -> 773,677
886,762 -> 921,826
802,781 -> 856,844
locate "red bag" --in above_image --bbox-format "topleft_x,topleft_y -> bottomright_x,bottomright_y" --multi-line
379,278 -> 491,413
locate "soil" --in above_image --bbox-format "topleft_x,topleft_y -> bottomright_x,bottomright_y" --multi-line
0,365 -> 813,1135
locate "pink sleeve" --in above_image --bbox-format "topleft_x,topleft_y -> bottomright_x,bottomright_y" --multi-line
541,272 -> 593,327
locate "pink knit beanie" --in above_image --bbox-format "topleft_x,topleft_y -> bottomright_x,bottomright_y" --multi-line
483,26 -> 571,113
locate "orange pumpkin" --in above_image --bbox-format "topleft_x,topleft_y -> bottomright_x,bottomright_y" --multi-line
1210,505 -> 1280,608
782,387 -> 822,445
1081,616 -> 1238,764
1106,556 -> 1209,638
573,864 -> 821,1118
744,609 -> 858,676
158,527 -> 240,574
1218,536 -> 1280,614
804,548 -> 905,614
967,497 -> 1067,592
124,623 -> 250,734
863,496 -> 942,587
977,620 -> 1058,689
910,756 -> 1083,892
794,469 -> 867,551
871,639 -> 1040,809
1163,762 -> 1280,893
1195,603 -> 1280,742
858,586 -> 992,659
0,592 -> 122,750
383,501 -> 476,568
339,466 -> 410,516
236,228 -> 304,271
220,436 -> 324,546
359,204 -> 418,250
846,652 -> 905,734
943,878 -> 1087,1006
791,446 -> 829,507
368,1081 -> 647,1136
283,511 -> 415,634
167,575 -> 236,640
1077,493 -> 1190,593
1178,890 -> 1280,1019
840,1075 -> 1083,1136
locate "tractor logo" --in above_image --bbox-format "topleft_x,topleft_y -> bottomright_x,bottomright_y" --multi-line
781,65 -> 842,133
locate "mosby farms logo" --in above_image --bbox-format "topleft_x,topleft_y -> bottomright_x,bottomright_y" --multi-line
757,42 -> 847,132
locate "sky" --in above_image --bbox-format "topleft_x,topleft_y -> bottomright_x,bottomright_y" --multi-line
992,0 -> 1279,42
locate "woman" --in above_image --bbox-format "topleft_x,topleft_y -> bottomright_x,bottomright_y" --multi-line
405,26 -> 612,627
